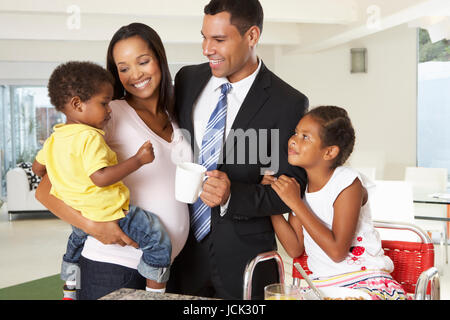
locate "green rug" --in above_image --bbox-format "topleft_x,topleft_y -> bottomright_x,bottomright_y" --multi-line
0,274 -> 64,300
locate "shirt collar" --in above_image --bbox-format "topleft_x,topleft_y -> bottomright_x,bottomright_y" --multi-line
211,58 -> 262,92
53,123 -> 105,136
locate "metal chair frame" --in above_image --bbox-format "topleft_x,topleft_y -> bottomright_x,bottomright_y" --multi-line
243,220 -> 440,300
243,251 -> 285,300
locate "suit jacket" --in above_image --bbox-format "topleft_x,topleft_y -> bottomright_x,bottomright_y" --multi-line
170,61 -> 308,299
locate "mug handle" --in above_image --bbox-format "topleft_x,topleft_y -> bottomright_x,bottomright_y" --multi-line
197,175 -> 208,199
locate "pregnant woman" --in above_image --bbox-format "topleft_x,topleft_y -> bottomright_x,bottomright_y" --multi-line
36,23 -> 192,299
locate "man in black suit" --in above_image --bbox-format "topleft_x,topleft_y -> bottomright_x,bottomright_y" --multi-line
167,0 -> 308,299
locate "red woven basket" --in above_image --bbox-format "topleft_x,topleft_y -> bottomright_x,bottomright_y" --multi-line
381,240 -> 434,294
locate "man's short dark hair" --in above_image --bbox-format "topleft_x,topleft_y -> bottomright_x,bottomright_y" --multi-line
48,61 -> 114,111
204,0 -> 264,35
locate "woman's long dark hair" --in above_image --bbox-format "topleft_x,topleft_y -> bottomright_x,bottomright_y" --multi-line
106,23 -> 176,121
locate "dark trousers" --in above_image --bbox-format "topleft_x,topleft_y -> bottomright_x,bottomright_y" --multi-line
167,232 -> 232,299
77,255 -> 145,300
167,231 -> 278,300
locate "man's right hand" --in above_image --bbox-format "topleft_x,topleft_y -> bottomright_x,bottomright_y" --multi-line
86,219 -> 139,248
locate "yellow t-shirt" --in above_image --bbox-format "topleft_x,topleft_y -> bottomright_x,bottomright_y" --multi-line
36,123 -> 129,222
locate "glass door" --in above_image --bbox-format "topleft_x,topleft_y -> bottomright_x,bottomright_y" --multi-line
417,28 -> 450,184
0,85 -> 65,197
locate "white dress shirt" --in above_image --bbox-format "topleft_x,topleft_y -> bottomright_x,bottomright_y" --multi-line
192,59 -> 262,215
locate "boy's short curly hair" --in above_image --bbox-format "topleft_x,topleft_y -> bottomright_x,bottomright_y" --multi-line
48,61 -> 114,111
306,106 -> 356,169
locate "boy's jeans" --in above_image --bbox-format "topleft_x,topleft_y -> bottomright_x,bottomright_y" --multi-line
60,205 -> 172,284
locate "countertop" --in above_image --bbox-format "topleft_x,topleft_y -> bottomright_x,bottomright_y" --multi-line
99,288 -> 220,300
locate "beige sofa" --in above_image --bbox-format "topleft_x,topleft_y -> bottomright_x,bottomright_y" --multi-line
6,167 -> 48,220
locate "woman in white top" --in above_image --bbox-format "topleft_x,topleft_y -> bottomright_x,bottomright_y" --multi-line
262,106 -> 409,300
36,23 -> 191,299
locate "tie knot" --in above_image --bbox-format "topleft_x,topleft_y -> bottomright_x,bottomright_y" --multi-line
221,83 -> 232,95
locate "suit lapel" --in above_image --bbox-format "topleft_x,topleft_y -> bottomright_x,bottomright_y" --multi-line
218,63 -> 271,169
229,64 -> 270,131
182,64 -> 211,149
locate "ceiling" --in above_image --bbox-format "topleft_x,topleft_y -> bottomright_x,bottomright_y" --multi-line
0,0 -> 448,54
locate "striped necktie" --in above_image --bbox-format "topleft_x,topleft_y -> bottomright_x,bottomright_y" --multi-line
191,83 -> 232,241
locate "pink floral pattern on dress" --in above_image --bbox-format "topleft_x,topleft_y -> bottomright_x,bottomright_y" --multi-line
346,246 -> 366,268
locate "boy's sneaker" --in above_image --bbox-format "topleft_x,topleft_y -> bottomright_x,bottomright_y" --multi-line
62,284 -> 77,300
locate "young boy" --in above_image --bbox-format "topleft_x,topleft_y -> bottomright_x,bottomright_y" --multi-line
32,61 -> 171,299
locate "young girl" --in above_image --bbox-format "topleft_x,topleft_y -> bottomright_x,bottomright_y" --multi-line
263,106 -> 409,300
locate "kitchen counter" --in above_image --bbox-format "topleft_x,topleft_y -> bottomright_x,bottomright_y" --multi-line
99,288 -> 220,300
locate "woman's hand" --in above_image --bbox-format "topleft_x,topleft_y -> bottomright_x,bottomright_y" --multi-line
86,219 -> 139,248
36,175 -> 139,248
271,175 -> 302,209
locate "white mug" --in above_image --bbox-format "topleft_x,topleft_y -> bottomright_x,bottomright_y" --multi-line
175,162 -> 207,204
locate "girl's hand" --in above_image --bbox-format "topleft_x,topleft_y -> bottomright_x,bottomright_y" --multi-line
271,175 -> 301,209
260,170 -> 277,185
135,140 -> 155,165
86,219 -> 139,248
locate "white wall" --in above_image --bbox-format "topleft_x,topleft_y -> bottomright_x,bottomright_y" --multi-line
0,40 -> 276,84
274,24 -> 418,180
0,24 -> 417,180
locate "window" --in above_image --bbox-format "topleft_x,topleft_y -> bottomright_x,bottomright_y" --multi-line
417,28 -> 450,181
0,85 -> 65,197
0,85 -> 11,198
